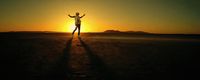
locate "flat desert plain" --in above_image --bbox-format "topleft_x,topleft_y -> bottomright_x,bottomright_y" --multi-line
0,32 -> 200,80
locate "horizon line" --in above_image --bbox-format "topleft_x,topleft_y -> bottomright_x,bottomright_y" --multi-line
0,31 -> 200,35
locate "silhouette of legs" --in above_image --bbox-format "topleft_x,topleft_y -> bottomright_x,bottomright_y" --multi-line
78,26 -> 80,36
72,24 -> 81,36
72,27 -> 77,35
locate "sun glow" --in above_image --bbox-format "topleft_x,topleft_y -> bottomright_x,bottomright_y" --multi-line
62,19 -> 92,33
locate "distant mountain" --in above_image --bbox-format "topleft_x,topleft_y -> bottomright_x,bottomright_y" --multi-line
103,30 -> 121,33
104,30 -> 151,34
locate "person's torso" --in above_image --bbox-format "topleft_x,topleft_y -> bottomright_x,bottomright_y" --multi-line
75,16 -> 81,24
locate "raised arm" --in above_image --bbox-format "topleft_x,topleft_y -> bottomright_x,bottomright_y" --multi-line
80,14 -> 85,18
68,14 -> 75,18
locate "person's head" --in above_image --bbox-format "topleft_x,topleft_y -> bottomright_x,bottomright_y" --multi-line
76,12 -> 79,16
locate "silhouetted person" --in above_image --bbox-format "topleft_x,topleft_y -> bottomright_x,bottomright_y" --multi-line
68,12 -> 85,37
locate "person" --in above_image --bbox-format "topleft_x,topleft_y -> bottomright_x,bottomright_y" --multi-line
68,12 -> 85,37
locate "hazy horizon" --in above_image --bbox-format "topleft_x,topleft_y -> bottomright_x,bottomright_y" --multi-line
0,0 -> 199,34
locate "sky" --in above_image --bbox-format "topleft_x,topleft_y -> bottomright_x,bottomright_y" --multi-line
0,0 -> 199,34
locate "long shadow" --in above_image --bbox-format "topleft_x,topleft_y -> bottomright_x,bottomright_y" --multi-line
46,37 -> 73,80
1,37 -> 74,80
78,37 -> 118,80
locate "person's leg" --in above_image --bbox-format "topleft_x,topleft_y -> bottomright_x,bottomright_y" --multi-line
72,26 -> 78,35
78,24 -> 81,36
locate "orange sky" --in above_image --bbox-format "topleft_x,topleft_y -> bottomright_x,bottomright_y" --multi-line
0,0 -> 199,34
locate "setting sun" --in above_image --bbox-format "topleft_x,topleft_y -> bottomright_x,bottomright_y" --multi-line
63,18 -> 93,33
63,20 -> 75,32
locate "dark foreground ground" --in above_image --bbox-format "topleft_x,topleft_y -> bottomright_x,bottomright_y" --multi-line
0,33 -> 200,80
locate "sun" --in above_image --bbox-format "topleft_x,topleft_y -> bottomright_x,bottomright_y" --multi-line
61,20 -> 74,32
67,24 -> 76,32
62,19 -> 91,32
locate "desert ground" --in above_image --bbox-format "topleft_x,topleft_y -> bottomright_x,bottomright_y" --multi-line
0,32 -> 200,80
